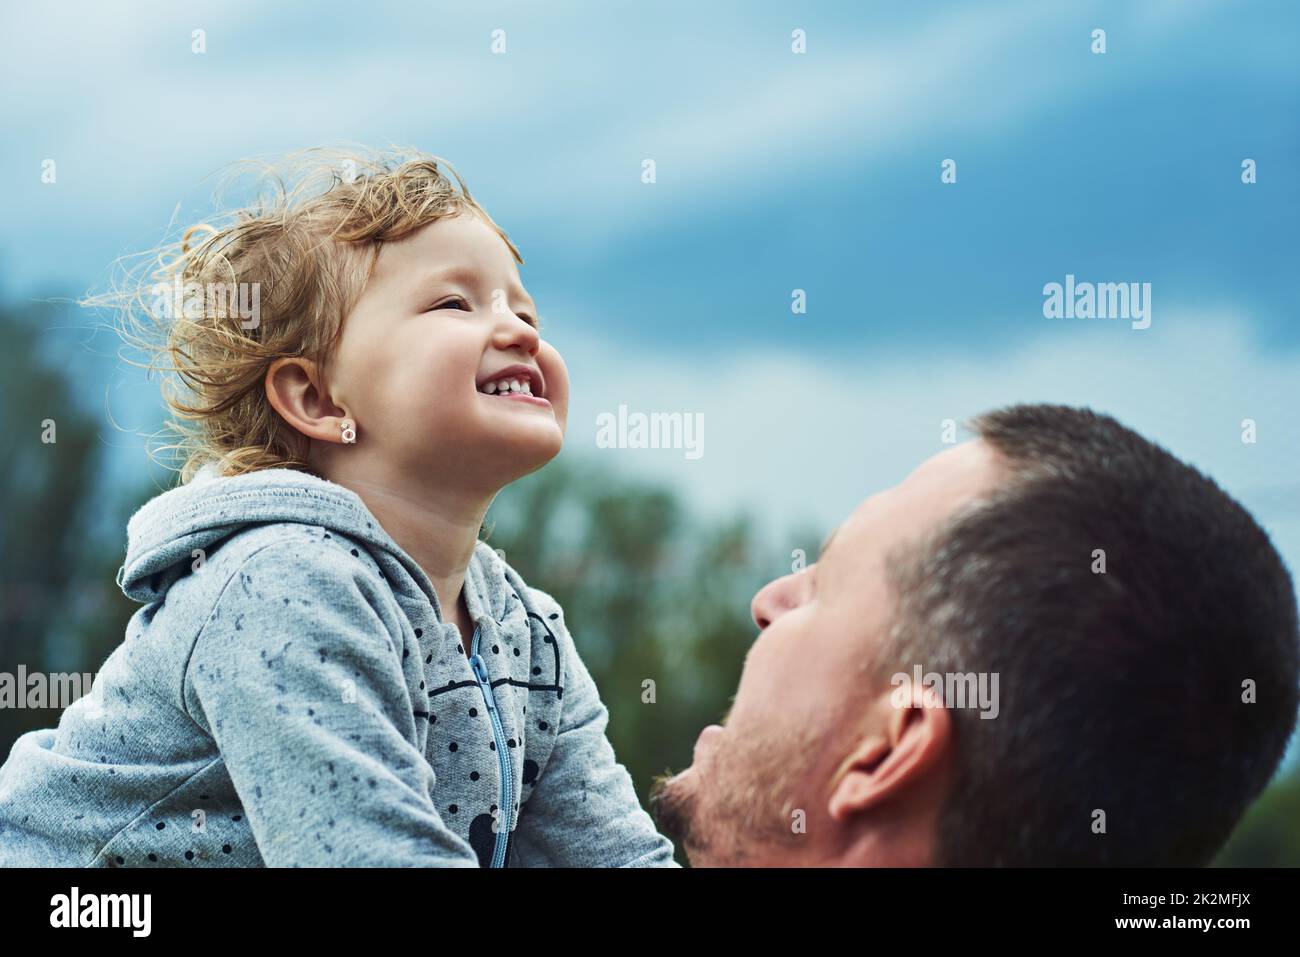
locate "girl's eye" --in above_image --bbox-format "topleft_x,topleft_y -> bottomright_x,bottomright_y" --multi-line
426,296 -> 540,330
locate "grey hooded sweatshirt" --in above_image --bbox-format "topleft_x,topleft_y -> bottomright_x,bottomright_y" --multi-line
0,465 -> 678,868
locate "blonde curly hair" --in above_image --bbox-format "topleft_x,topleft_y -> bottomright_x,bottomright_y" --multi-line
84,144 -> 520,482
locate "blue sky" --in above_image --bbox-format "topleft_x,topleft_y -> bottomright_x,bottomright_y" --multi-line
2,1 -> 1297,608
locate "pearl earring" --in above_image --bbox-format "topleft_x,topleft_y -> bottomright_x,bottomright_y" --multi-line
340,418 -> 357,444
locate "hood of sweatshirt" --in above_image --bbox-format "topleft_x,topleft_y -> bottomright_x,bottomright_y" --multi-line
118,464 -> 469,616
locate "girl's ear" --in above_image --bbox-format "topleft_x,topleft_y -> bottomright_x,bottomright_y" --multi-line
265,357 -> 351,443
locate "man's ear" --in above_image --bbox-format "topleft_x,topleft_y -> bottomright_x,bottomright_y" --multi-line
265,357 -> 350,444
826,685 -> 952,822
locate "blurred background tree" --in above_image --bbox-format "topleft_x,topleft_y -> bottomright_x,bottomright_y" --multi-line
482,454 -> 771,804
0,299 -> 154,751
1215,767 -> 1300,866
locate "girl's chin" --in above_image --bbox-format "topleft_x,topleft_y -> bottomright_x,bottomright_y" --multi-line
481,428 -> 564,479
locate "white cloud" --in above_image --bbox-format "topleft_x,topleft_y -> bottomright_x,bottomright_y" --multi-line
551,305 -> 1300,581
0,0 -> 1230,254
508,0 -> 1230,248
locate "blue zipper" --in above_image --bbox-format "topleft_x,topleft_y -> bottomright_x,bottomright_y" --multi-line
468,624 -> 512,868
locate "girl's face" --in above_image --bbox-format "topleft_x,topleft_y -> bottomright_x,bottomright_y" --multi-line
325,212 -> 569,490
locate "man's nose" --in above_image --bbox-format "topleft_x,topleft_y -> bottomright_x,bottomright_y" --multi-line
750,570 -> 808,631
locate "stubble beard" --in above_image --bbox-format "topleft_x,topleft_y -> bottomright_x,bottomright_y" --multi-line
648,722 -> 825,867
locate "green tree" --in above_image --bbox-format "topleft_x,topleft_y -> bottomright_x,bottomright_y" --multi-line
483,455 -> 763,852
1214,767 -> 1300,866
0,300 -> 147,760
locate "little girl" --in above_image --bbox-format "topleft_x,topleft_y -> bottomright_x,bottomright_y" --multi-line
0,147 -> 678,868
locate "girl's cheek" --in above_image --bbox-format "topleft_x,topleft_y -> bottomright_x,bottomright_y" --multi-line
541,343 -> 570,424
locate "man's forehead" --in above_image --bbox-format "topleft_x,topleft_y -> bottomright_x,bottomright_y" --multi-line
828,439 -> 999,560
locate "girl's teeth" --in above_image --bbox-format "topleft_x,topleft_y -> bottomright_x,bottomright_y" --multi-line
481,376 -> 536,396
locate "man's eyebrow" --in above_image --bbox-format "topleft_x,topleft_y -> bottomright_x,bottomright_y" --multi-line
819,524 -> 841,558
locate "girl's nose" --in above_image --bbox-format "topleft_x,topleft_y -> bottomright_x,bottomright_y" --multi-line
495,312 -> 540,355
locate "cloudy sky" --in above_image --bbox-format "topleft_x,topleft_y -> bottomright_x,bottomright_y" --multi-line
2,0 -> 1297,588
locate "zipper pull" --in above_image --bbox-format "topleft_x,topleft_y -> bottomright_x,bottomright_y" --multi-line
469,654 -> 499,714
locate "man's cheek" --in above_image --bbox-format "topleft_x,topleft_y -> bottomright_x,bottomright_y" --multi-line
735,636 -> 790,712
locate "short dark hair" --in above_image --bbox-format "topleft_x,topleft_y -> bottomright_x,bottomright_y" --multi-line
878,404 -> 1299,866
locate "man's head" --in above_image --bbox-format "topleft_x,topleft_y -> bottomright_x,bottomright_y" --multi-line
649,404 -> 1300,866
